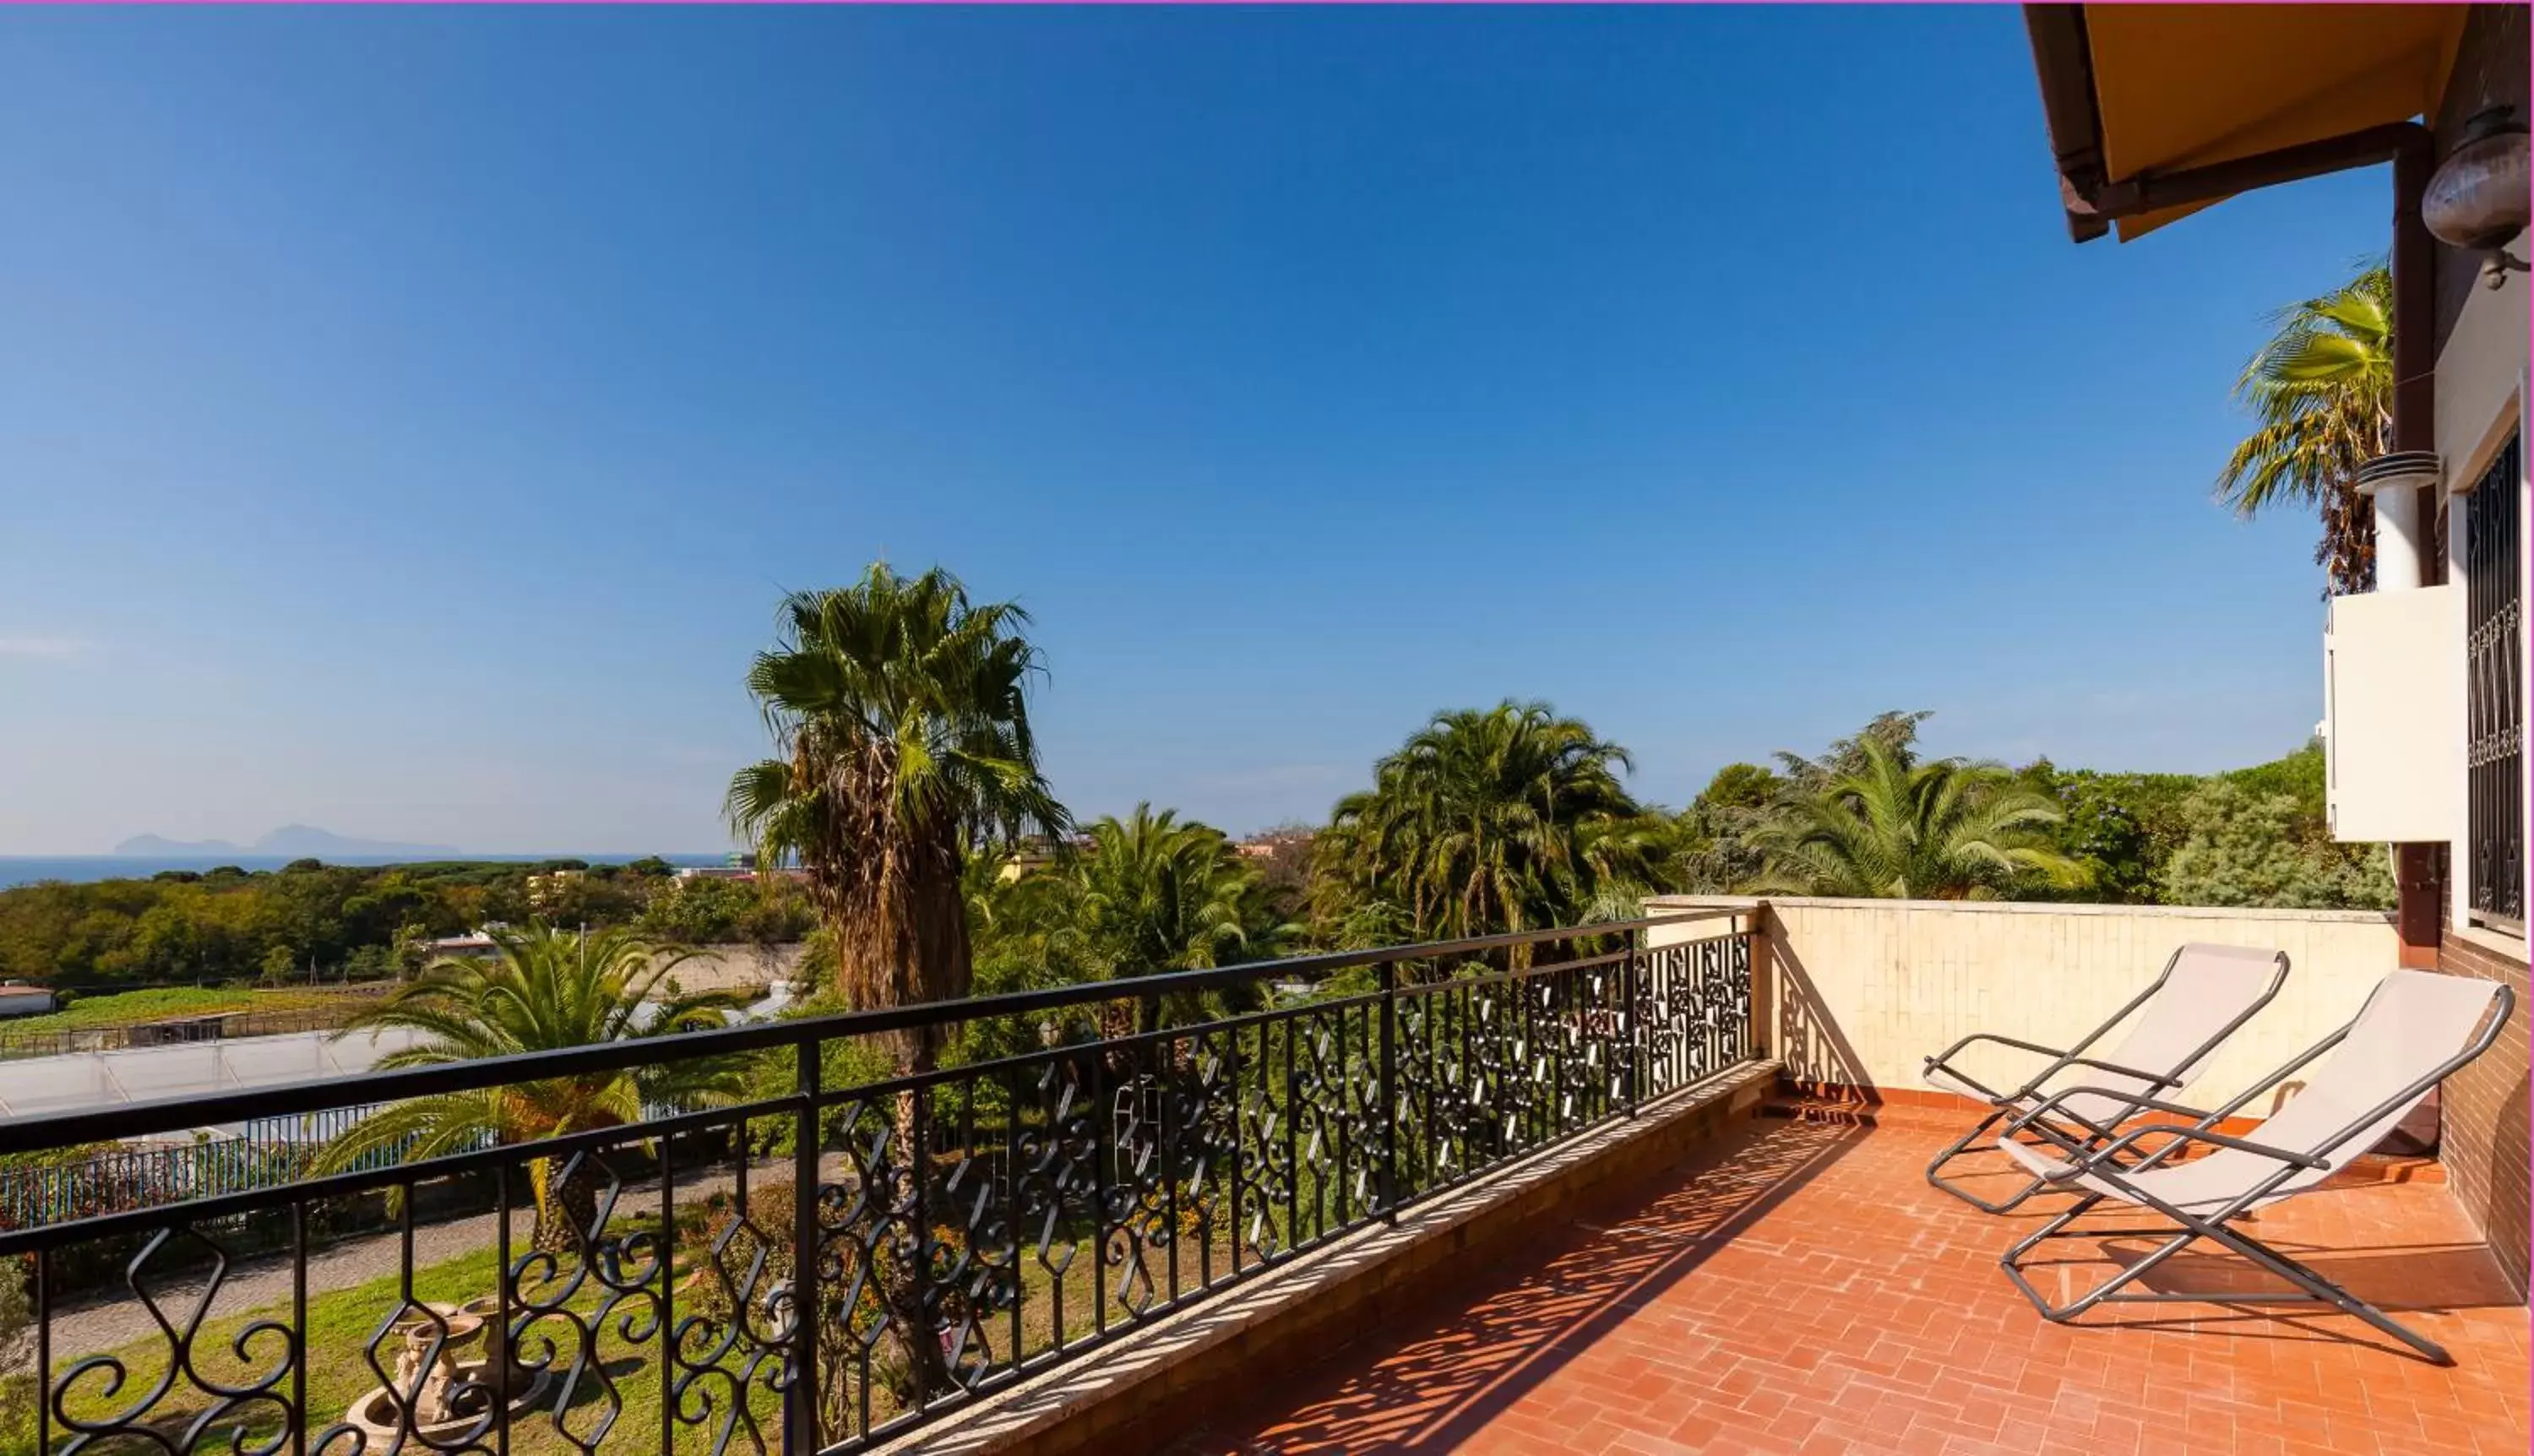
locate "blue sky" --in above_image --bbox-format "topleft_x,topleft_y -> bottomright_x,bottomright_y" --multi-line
0,8 -> 2392,855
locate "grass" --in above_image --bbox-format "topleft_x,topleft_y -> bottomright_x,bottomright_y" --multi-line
13,986 -> 378,1032
3,1200 -> 1243,1456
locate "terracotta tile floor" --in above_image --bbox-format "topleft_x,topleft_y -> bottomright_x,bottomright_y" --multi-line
1174,1109 -> 2531,1456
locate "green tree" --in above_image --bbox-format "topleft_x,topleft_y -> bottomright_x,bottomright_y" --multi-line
2159,780 -> 2395,910
1314,701 -> 1665,948
722,564 -> 1066,1400
725,564 -> 1068,1073
2216,263 -> 2390,595
313,923 -> 748,1250
1750,736 -> 2082,899
1669,763 -> 1786,894
1058,804 -> 1296,1030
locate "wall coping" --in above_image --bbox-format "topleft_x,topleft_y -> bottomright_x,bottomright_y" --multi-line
1645,894 -> 2398,927
872,1057 -> 1781,1456
2447,922 -> 2532,967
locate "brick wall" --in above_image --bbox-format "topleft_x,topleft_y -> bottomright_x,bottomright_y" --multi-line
2439,928 -> 2531,1296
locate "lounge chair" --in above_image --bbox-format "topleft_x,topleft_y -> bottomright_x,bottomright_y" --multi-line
1993,969 -> 2514,1364
1922,943 -> 2291,1213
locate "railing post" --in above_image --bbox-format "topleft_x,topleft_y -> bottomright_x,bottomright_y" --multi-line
1622,926 -> 1640,1116
787,1034 -> 820,1456
1378,960 -> 1399,1222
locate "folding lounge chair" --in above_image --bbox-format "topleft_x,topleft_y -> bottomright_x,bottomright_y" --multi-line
1994,970 -> 2515,1365
1922,943 -> 2290,1213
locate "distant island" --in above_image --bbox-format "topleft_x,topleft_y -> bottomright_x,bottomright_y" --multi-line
111,824 -> 464,859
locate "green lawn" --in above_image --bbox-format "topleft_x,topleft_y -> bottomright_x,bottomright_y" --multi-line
4,1207 -> 1237,1456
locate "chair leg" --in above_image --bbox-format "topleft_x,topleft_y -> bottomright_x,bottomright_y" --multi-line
2196,1218 -> 2455,1365
1998,1197 -> 2457,1366
1928,1109 -> 2103,1214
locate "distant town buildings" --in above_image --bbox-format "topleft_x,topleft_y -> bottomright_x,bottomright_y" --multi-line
525,867 -> 585,910
672,852 -> 807,885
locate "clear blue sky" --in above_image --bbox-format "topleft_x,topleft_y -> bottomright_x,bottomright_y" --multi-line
0,7 -> 2394,856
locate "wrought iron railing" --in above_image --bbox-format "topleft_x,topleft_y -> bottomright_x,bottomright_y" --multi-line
0,911 -> 1755,1456
2465,432 -> 2524,932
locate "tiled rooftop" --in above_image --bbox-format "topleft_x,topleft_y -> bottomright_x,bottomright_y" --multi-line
1174,1106 -> 2531,1456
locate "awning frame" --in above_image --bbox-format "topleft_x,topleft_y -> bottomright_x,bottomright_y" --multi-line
2021,4 -> 2431,244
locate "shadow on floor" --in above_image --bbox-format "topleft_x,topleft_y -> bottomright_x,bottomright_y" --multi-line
1177,1116 -> 1862,1455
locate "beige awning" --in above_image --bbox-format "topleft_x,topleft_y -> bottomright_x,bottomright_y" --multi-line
2027,4 -> 2467,241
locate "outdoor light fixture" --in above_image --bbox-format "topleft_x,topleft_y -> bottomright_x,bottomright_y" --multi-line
2423,106 -> 2530,288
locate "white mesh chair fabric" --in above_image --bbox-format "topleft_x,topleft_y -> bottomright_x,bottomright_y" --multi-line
1993,968 -> 2512,1363
1923,943 -> 2285,1124
2001,970 -> 2508,1214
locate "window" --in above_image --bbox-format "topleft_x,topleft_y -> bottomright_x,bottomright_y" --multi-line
2465,432 -> 2523,932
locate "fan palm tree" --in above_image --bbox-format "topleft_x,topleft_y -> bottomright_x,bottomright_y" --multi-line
1748,736 -> 2082,900
725,564 -> 1068,1075
1316,702 -> 1666,951
314,923 -> 749,1251
725,565 -> 1064,1400
2216,264 -> 2392,595
1059,804 -> 1296,1031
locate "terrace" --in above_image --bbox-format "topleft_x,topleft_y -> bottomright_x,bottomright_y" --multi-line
4,6 -> 2528,1456
0,897 -> 2524,1456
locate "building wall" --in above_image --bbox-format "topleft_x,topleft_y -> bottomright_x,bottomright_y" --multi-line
2439,925 -> 2531,1295
2424,2 -> 2533,1298
644,941 -> 810,994
1649,894 -> 2528,1298
1646,896 -> 2401,1113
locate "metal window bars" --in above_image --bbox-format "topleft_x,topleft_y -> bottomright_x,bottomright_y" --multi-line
2466,432 -> 2524,931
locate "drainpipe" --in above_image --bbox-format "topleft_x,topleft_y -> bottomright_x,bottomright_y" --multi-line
2388,124 -> 2445,969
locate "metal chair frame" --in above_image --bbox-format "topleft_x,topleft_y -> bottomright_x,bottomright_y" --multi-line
1995,979 -> 2515,1366
1922,946 -> 2291,1213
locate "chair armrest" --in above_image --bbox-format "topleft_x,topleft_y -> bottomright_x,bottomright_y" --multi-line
2053,1054 -> 2186,1090
2004,1083 -> 2210,1136
2010,1086 -> 2328,1177
1927,1031 -> 2072,1067
2085,1122 -> 2329,1173
1925,1034 -> 2080,1101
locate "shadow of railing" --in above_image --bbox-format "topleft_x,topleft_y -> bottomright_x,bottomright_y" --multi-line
1187,1117 -> 1861,1453
1762,915 -> 1872,1099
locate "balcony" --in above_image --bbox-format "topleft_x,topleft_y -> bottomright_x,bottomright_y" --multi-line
0,901 -> 2523,1456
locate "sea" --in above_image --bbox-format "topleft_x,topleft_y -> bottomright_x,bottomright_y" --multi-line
0,853 -> 734,891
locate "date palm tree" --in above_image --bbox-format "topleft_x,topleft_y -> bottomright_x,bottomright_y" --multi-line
1316,701 -> 1664,950
314,922 -> 749,1251
1748,736 -> 2082,900
725,564 -> 1067,1073
1060,803 -> 1297,1031
2216,263 -> 2392,595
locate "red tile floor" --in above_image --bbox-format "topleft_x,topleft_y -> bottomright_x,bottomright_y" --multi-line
1173,1107 -> 2531,1456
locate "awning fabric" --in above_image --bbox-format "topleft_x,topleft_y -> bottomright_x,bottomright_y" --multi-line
2037,4 -> 2467,240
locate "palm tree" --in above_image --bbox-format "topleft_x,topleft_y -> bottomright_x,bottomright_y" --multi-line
1315,702 -> 1666,949
1059,804 -> 1296,1031
725,564 -> 1064,1401
314,923 -> 749,1251
1748,736 -> 2082,900
2216,264 -> 2391,595
725,564 -> 1067,1075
